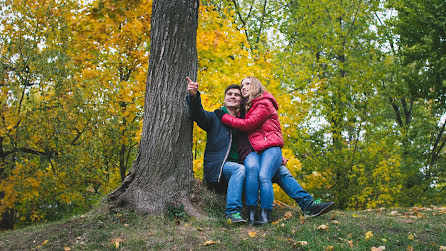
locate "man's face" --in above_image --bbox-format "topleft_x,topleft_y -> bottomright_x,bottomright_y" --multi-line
224,88 -> 241,109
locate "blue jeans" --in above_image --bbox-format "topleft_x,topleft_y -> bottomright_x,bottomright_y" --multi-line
244,151 -> 314,211
244,147 -> 282,210
272,166 -> 314,211
222,161 -> 246,216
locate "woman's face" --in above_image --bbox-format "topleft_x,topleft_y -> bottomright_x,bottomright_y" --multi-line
241,78 -> 251,98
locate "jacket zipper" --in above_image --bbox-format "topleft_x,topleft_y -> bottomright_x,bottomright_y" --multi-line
218,129 -> 232,182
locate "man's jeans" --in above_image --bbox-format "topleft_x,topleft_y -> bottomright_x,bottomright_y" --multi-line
272,165 -> 313,211
244,149 -> 313,211
222,161 -> 246,216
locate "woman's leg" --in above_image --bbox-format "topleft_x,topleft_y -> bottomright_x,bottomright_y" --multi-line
244,152 -> 260,207
258,147 -> 282,209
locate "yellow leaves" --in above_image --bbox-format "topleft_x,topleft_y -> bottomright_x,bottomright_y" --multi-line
324,245 -> 334,250
408,233 -> 415,240
111,238 -> 124,249
35,240 -> 49,249
203,240 -> 218,246
248,231 -> 257,238
317,224 -> 329,231
295,241 -> 308,246
365,231 -> 373,241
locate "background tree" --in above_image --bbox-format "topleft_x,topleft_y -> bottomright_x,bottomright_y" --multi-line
107,0 -> 200,214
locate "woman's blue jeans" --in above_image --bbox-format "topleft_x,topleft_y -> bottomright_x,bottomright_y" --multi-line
244,147 -> 282,210
244,148 -> 314,211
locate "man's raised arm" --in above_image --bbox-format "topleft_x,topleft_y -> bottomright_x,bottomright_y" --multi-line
185,77 -> 213,131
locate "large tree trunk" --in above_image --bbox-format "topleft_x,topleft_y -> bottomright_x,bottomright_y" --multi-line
108,0 -> 199,215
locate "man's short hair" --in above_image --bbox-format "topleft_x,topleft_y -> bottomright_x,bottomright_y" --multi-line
224,84 -> 241,94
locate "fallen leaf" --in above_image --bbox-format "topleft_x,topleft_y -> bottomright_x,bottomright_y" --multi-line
352,213 -> 359,218
390,211 -> 400,215
371,246 -> 386,251
407,245 -> 413,251
284,211 -> 293,219
317,224 -> 329,231
376,207 -> 386,212
408,233 -> 415,240
280,223 -> 285,227
365,231 -> 373,241
300,215 -> 306,224
331,220 -> 341,224
295,241 -> 308,246
147,232 -> 154,236
347,239 -> 354,248
111,238 -> 124,249
381,238 -> 388,242
123,223 -> 129,227
64,247 -> 71,251
197,227 -> 203,231
203,240 -> 217,246
324,245 -> 334,250
248,231 -> 257,238
42,240 -> 48,246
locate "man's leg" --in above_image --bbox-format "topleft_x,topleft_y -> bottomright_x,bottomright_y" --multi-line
272,166 -> 334,217
222,161 -> 246,222
272,165 -> 313,211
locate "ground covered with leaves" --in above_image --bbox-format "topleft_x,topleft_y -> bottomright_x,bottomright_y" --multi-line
0,203 -> 445,250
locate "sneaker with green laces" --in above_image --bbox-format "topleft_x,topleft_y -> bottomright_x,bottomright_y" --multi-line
225,212 -> 247,223
304,199 -> 334,217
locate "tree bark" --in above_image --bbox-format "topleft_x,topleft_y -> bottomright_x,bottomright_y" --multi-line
108,0 -> 199,215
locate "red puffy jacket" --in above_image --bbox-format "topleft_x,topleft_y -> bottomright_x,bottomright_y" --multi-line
221,91 -> 284,152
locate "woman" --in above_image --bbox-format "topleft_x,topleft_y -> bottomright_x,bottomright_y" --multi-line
219,76 -> 283,224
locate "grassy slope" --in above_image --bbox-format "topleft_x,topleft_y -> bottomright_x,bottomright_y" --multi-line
1,203 -> 445,250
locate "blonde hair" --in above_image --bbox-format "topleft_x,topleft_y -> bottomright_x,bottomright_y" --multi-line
241,76 -> 265,111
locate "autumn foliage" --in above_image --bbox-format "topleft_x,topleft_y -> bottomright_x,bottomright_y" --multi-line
1,0 -> 445,228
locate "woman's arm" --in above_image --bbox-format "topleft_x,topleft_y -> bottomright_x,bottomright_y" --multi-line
221,102 -> 272,131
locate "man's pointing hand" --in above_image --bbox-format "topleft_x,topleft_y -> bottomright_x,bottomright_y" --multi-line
186,77 -> 198,96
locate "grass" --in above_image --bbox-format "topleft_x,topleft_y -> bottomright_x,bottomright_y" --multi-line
0,196 -> 445,250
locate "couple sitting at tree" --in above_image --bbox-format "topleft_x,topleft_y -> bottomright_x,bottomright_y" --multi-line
186,76 -> 334,224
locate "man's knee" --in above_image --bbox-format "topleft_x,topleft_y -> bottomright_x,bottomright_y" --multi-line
272,166 -> 292,182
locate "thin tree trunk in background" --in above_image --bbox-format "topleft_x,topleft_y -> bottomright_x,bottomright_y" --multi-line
108,0 -> 199,215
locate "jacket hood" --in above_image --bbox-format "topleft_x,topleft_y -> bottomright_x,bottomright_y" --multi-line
253,91 -> 279,110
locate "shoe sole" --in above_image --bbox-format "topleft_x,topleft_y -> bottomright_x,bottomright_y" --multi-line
305,202 -> 334,218
226,219 -> 247,224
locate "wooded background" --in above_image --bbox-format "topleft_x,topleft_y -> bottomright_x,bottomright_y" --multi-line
1,0 -> 445,229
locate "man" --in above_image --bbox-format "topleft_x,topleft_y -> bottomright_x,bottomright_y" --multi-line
186,77 -> 247,223
186,77 -> 334,223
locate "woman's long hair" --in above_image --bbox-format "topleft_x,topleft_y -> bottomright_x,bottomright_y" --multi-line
242,76 -> 265,111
